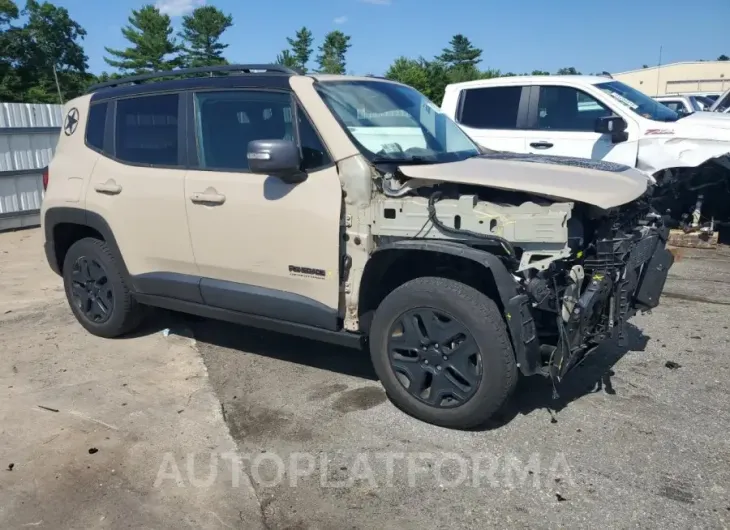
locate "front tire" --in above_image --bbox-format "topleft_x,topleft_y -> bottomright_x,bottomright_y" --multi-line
369,277 -> 517,429
62,237 -> 143,338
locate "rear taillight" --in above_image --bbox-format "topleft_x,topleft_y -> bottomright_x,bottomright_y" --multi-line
42,167 -> 49,190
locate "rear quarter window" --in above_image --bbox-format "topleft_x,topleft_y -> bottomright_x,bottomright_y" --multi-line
85,102 -> 107,152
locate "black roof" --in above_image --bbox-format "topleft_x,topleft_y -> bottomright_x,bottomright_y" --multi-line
88,64 -> 303,102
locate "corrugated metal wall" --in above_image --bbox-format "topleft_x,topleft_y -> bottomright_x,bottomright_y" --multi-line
0,102 -> 63,231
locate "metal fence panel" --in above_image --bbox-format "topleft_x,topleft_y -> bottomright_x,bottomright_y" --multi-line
0,102 -> 62,231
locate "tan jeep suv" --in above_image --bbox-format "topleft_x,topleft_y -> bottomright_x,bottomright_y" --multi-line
41,64 -> 674,429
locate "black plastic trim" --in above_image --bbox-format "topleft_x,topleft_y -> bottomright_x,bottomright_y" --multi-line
91,74 -> 296,104
134,293 -> 362,348
200,278 -> 338,331
87,64 -> 298,94
368,240 -> 541,376
517,86 -> 533,129
43,207 -> 131,279
132,272 -> 204,304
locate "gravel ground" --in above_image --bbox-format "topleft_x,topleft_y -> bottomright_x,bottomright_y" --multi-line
1,228 -> 729,529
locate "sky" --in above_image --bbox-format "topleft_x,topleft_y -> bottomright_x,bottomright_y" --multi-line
50,0 -> 730,76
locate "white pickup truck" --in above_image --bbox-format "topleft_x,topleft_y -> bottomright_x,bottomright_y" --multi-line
440,75 -> 730,224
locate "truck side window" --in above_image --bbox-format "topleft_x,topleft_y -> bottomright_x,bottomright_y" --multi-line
536,86 -> 611,132
458,86 -> 521,129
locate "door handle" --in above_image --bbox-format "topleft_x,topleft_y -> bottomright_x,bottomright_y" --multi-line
190,191 -> 226,205
530,141 -> 554,149
94,181 -> 122,195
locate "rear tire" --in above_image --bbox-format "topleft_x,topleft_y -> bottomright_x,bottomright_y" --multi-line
62,237 -> 143,338
369,276 -> 517,429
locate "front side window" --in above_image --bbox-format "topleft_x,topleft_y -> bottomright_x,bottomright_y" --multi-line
596,80 -> 680,122
194,90 -> 330,171
115,94 -> 179,166
86,102 -> 107,151
536,86 -> 612,131
458,86 -> 522,130
316,80 -> 479,164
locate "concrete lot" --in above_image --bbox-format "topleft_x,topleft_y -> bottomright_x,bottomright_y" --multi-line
1,228 -> 729,529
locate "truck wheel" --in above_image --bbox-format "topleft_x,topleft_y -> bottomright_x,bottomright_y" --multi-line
369,276 -> 517,429
62,237 -> 143,338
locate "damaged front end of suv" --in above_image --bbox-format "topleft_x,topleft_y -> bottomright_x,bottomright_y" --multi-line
311,76 -> 674,423
365,153 -> 674,382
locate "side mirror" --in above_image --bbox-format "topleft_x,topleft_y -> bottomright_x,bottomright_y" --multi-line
247,139 -> 306,184
595,116 -> 628,143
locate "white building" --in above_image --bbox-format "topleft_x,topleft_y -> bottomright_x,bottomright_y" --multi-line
612,61 -> 730,96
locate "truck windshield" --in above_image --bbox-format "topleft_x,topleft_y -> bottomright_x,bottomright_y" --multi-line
596,80 -> 680,122
315,80 -> 480,164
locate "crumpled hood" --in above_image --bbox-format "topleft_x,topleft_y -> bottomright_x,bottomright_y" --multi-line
398,153 -> 649,209
636,117 -> 730,174
680,111 -> 730,130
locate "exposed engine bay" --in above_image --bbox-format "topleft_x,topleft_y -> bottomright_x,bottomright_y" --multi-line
370,168 -> 674,381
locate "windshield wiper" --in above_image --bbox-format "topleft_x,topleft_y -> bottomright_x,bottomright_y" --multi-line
371,155 -> 437,165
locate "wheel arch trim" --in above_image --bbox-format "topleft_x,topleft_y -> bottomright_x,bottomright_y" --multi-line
43,206 -> 130,280
361,240 -> 542,376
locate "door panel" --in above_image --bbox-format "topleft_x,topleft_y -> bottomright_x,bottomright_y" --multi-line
525,85 -> 638,166
184,89 -> 342,324
86,94 -> 196,278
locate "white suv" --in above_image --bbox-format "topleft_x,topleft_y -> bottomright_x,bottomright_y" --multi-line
441,75 -> 730,223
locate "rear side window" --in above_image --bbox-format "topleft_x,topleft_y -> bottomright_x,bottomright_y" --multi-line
115,94 -> 179,166
458,86 -> 522,129
85,102 -> 107,151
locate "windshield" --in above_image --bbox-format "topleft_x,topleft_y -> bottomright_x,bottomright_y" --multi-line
315,80 -> 480,163
595,80 -> 680,122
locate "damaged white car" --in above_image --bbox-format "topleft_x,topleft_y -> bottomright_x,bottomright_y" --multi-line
441,75 -> 730,229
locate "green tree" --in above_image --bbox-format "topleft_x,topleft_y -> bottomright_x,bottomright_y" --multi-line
384,57 -> 450,104
531,70 -> 550,75
1,0 -> 91,103
178,6 -> 232,68
437,34 -> 482,68
718,54 -> 729,61
316,30 -> 351,74
104,4 -> 180,74
0,0 -> 21,100
385,56 -> 430,93
286,26 -> 314,72
556,67 -> 581,75
275,49 -> 299,69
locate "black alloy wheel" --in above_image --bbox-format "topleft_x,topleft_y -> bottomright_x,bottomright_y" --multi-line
69,256 -> 114,324
388,308 -> 482,408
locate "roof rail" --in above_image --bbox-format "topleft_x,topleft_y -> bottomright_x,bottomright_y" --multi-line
86,64 -> 300,93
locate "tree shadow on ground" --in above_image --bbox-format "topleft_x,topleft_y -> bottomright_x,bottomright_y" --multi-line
479,323 -> 650,430
147,310 -> 649,430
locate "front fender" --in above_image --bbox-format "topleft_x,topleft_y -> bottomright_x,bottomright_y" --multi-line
370,240 -> 542,376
